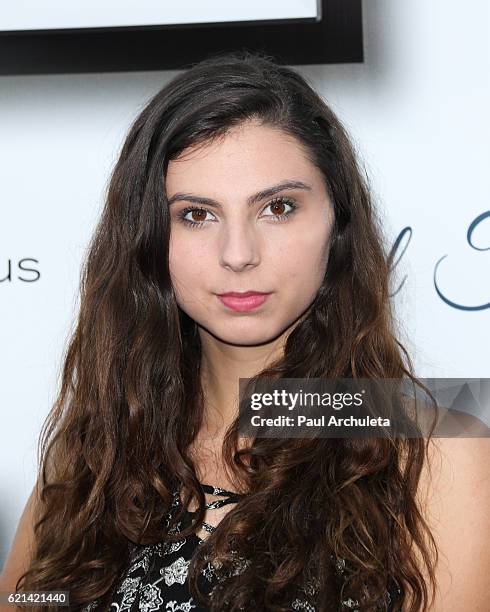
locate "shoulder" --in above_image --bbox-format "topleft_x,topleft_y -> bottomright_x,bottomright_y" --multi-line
0,459 -> 57,593
414,433 -> 490,611
0,483 -> 40,592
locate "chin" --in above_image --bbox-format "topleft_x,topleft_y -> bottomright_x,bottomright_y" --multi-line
204,321 -> 284,347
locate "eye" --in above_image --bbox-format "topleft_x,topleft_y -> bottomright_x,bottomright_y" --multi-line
176,206 -> 217,229
260,196 -> 298,222
175,196 -> 298,229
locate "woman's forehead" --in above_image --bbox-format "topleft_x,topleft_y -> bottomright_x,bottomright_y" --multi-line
165,124 -> 323,196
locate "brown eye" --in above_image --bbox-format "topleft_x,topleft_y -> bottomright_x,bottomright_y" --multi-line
177,206 -> 215,228
190,209 -> 207,223
262,197 -> 298,221
270,201 -> 286,216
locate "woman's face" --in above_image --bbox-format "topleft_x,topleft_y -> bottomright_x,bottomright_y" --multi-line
167,120 -> 334,346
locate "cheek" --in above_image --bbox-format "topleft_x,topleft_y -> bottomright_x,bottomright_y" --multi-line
273,226 -> 330,281
169,235 -> 211,293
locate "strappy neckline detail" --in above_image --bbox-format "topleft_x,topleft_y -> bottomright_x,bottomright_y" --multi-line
199,482 -> 247,497
192,482 -> 247,511
177,482 -> 247,544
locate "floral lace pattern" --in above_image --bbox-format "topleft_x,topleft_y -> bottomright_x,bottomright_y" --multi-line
80,483 -> 400,611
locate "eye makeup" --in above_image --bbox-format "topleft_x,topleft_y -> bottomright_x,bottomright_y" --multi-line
175,196 -> 298,229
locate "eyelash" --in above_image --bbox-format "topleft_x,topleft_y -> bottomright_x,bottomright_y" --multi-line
176,196 -> 298,229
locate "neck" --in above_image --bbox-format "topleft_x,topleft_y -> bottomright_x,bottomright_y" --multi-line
197,328 -> 286,437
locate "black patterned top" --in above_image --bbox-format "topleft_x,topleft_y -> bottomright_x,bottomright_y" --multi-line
80,482 -> 401,611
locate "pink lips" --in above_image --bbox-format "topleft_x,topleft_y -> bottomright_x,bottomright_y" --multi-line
217,291 -> 271,312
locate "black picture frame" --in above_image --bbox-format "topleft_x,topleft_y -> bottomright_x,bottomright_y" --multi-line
0,0 -> 362,75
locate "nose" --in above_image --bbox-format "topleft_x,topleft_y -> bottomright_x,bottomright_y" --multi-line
218,221 -> 261,272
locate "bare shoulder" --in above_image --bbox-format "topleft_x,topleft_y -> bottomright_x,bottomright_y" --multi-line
0,481 -> 42,596
414,433 -> 490,611
0,444 -> 60,591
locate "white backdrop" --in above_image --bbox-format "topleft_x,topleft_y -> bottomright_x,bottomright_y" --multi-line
1,0 -> 489,567
0,0 -> 318,31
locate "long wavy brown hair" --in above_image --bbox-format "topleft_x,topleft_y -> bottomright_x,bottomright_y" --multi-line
16,50 -> 440,611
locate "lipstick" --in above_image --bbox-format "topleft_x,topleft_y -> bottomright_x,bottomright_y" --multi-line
217,291 -> 271,312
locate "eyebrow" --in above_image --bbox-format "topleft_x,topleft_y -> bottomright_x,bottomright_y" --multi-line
166,179 -> 313,209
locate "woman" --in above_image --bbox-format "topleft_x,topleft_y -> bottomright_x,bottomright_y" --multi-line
2,51 -> 489,611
